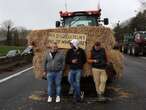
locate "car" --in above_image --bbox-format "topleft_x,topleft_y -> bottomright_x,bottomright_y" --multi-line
21,46 -> 33,55
6,50 -> 20,57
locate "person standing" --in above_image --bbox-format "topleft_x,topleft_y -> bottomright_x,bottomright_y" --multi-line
66,39 -> 86,102
87,41 -> 108,101
42,42 -> 65,103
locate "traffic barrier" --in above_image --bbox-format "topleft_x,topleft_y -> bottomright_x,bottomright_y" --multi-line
0,55 -> 32,71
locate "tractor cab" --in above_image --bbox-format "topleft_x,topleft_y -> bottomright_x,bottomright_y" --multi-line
56,9 -> 109,27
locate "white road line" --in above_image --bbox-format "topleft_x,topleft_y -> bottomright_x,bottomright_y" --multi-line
140,57 -> 146,60
0,66 -> 33,84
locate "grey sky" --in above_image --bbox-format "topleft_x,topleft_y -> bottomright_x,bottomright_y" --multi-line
0,0 -> 141,29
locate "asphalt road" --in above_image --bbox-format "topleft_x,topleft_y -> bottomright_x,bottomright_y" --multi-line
0,55 -> 146,110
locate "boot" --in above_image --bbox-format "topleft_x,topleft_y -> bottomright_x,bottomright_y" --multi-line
97,94 -> 106,102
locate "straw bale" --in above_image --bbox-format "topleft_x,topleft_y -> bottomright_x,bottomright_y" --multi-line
27,26 -> 123,79
106,49 -> 124,79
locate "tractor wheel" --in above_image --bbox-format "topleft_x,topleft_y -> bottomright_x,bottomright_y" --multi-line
127,47 -> 131,55
132,47 -> 138,56
121,46 -> 127,53
142,51 -> 146,56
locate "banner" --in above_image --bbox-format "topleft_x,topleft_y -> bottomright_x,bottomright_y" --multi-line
48,32 -> 87,49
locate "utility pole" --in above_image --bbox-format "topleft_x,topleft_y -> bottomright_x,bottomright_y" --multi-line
7,25 -> 11,45
117,20 -> 120,28
65,0 -> 68,11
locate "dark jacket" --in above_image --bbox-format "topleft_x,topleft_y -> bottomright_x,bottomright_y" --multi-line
65,48 -> 86,70
88,48 -> 107,69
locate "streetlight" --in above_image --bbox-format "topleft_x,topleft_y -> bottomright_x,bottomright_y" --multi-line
117,20 -> 120,28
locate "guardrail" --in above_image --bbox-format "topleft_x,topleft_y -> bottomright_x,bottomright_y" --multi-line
0,55 -> 33,71
0,56 -> 6,59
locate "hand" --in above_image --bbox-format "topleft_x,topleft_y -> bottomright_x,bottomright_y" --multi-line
72,59 -> 78,64
94,59 -> 98,63
42,72 -> 47,80
43,72 -> 47,76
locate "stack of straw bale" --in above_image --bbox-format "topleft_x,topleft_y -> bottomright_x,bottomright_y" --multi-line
27,26 -> 123,79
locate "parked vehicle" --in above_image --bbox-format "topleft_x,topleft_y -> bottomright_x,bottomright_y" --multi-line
122,31 -> 146,56
21,46 -> 33,56
6,50 -> 21,57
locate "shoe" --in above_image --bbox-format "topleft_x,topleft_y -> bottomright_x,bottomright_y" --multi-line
97,94 -> 106,102
80,91 -> 84,100
69,87 -> 74,95
76,98 -> 81,102
56,96 -> 61,103
47,96 -> 52,102
75,96 -> 82,103
73,97 -> 81,103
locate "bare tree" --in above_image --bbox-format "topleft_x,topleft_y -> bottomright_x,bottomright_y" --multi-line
1,20 -> 15,45
15,26 -> 30,46
16,26 -> 30,38
0,20 -> 30,46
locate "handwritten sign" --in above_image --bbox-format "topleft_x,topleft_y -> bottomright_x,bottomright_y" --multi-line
47,32 -> 87,49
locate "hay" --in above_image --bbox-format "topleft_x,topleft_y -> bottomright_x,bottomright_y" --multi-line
27,26 -> 123,79
33,52 -> 45,79
106,50 -> 124,79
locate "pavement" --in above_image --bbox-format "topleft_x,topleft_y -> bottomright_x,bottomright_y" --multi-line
0,55 -> 146,110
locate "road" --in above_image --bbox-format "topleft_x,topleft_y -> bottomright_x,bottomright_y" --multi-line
0,55 -> 146,110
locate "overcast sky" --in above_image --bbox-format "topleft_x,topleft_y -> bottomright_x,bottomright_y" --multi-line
0,0 -> 141,29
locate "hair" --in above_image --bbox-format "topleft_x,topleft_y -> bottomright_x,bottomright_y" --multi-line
49,42 -> 57,46
92,41 -> 101,50
51,42 -> 58,48
95,41 -> 101,46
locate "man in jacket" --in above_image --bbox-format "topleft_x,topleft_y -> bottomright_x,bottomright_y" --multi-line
42,42 -> 65,103
87,41 -> 108,101
66,39 -> 86,102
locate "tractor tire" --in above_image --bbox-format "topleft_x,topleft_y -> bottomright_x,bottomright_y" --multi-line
132,46 -> 138,56
142,51 -> 146,56
127,47 -> 131,55
121,46 -> 127,53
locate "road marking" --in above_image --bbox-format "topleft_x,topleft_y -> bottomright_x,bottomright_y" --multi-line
0,66 -> 33,84
140,57 -> 146,60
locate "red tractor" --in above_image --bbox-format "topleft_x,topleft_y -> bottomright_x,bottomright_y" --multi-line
122,31 -> 146,56
56,9 -> 109,27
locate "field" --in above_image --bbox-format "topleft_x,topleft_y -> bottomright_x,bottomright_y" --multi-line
0,45 -> 25,56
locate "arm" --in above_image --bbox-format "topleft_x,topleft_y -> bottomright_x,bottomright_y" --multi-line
65,50 -> 72,64
102,48 -> 108,63
42,52 -> 48,73
104,49 -> 109,63
81,49 -> 87,64
61,53 -> 65,71
87,51 -> 97,64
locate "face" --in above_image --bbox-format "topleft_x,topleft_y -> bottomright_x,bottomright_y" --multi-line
50,43 -> 58,52
70,43 -> 75,49
94,45 -> 101,51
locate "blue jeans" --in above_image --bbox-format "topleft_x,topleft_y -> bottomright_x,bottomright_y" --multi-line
68,69 -> 81,98
47,71 -> 62,97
